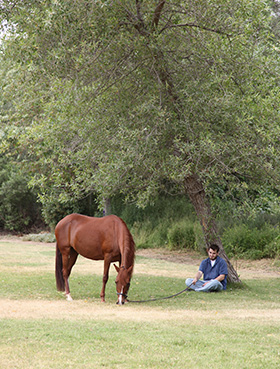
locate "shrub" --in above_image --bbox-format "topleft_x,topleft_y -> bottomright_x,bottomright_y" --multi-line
193,221 -> 206,253
114,194 -> 197,250
263,236 -> 280,258
0,162 -> 42,232
167,219 -> 196,250
131,219 -> 170,249
221,224 -> 280,259
22,232 -> 56,243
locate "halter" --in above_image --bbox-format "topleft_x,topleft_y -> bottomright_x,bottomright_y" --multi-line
117,291 -> 128,299
116,282 -> 130,299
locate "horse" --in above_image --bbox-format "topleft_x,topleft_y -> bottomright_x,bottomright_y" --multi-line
55,213 -> 135,305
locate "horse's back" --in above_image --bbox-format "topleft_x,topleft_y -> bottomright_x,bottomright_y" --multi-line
55,213 -> 113,232
56,213 -> 92,228
55,213 -> 125,260
55,213 -> 87,244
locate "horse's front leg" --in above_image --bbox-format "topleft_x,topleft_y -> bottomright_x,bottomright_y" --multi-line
100,257 -> 111,302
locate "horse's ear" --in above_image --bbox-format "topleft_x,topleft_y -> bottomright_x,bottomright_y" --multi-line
114,264 -> 120,273
127,265 -> 133,274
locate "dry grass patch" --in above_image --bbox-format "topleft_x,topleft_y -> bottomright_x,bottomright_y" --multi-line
0,299 -> 280,324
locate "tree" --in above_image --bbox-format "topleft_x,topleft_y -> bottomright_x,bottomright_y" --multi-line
1,1 -> 280,282
0,154 -> 42,231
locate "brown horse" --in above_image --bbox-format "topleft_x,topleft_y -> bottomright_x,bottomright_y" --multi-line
55,213 -> 135,304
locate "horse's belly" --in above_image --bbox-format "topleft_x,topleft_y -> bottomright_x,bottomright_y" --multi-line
72,238 -> 120,262
78,249 -> 104,260
71,241 -> 102,260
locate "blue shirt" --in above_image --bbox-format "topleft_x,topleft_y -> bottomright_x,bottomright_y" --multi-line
199,256 -> 228,290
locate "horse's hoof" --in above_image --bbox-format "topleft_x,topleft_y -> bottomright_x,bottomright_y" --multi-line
66,293 -> 73,301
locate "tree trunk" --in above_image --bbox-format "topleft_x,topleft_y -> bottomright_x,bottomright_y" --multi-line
184,174 -> 241,283
103,198 -> 111,216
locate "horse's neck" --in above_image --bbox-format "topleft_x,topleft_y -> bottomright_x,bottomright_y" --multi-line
120,239 -> 134,269
118,223 -> 135,269
121,248 -> 134,269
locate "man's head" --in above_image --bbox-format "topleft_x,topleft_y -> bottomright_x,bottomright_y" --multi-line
207,244 -> 219,260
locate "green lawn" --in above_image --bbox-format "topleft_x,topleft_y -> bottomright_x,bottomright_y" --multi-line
0,240 -> 279,368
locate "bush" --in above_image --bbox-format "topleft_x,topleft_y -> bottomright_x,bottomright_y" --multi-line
112,194 -> 198,250
222,224 -> 280,259
0,159 -> 42,232
22,232 -> 56,243
263,236 -> 280,258
131,219 -> 170,249
167,220 -> 196,250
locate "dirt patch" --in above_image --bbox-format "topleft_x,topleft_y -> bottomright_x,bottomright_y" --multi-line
0,299 -> 279,323
137,248 -> 202,265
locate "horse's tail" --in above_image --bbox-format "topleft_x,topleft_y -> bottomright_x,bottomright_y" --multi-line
55,243 -> 65,291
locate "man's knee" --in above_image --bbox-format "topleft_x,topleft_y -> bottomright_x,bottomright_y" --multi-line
185,278 -> 194,287
208,279 -> 223,292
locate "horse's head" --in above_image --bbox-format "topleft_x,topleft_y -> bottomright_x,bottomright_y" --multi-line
114,264 -> 133,305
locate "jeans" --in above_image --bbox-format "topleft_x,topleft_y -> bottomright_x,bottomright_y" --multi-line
185,278 -> 223,292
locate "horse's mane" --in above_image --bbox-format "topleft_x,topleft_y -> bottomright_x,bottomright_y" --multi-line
119,217 -> 135,270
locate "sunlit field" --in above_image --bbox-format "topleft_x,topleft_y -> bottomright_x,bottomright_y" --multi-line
0,239 -> 279,368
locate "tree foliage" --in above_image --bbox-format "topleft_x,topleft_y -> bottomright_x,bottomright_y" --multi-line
1,1 -> 280,232
0,154 -> 41,231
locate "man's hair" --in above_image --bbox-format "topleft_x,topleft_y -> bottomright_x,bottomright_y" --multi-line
208,244 -> 219,253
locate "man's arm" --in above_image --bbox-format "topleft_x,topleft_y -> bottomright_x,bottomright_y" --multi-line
192,270 -> 203,285
215,274 -> 225,282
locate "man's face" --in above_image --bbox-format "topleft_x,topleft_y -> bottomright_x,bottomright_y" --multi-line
208,248 -> 218,260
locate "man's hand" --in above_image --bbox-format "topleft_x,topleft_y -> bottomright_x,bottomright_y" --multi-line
193,271 -> 203,285
203,275 -> 226,287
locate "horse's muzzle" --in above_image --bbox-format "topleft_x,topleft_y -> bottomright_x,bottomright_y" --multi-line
116,292 -> 127,305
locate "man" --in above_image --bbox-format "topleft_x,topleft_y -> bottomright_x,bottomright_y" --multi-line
186,244 -> 228,292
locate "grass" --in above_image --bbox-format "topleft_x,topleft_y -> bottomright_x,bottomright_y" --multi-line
1,318 -> 279,369
0,239 -> 280,368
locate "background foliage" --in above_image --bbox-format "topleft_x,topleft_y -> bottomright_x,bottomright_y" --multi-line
1,1 -> 280,260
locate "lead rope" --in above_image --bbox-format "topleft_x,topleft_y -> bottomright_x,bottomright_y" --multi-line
126,285 -> 192,303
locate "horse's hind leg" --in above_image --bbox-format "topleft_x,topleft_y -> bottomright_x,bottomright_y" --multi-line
62,247 -> 78,301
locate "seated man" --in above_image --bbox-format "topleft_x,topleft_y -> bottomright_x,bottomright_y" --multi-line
186,244 -> 228,292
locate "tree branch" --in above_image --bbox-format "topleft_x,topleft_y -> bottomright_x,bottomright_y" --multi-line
125,5 -> 148,36
153,1 -> 166,28
136,0 -> 144,24
160,22 -> 233,37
